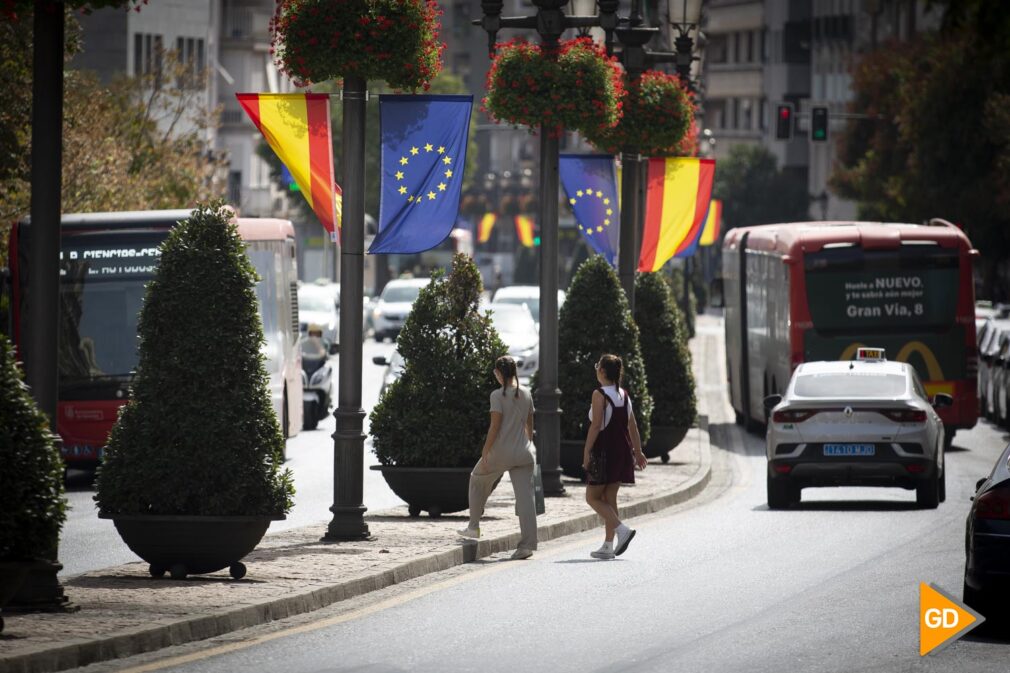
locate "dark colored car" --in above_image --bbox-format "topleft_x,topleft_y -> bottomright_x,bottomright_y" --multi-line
964,443 -> 1010,616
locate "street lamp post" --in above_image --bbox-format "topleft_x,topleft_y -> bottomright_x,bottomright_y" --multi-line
475,0 -> 619,496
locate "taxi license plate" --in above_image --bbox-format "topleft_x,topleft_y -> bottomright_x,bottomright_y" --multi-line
823,444 -> 875,456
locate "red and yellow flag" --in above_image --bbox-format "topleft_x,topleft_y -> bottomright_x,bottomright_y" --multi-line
514,214 -> 535,247
236,93 -> 342,242
638,157 -> 716,272
478,212 -> 497,243
699,198 -> 722,246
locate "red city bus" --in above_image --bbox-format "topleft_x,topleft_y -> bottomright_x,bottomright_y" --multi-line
6,209 -> 303,468
722,219 -> 978,443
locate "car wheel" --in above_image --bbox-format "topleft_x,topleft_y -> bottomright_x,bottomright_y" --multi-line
939,464 -> 947,503
303,401 -> 319,430
281,388 -> 289,461
963,579 -> 990,620
767,473 -> 794,510
916,467 -> 940,509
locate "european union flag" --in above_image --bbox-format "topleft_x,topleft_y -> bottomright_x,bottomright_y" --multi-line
369,95 -> 473,254
560,154 -> 619,266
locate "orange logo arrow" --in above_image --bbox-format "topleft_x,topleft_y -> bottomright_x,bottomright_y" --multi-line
920,583 -> 984,656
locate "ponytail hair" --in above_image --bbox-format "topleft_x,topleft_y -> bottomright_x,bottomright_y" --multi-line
598,353 -> 623,389
495,355 -> 520,398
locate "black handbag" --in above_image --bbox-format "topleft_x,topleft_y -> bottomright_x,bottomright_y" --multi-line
586,444 -> 607,483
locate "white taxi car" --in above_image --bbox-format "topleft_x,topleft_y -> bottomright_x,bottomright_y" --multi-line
764,348 -> 952,510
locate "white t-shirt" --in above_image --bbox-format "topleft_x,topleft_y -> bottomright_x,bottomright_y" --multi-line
587,385 -> 633,428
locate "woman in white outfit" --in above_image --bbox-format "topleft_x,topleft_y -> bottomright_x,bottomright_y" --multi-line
458,356 -> 538,559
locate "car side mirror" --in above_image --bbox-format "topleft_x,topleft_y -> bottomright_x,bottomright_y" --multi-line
372,355 -> 388,366
709,278 -> 725,308
976,477 -> 988,492
931,393 -> 953,408
763,394 -> 782,411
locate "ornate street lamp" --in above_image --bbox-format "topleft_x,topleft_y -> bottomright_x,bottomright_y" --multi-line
474,0 -> 619,496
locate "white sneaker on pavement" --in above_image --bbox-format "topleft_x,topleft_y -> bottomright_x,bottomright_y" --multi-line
615,527 -> 636,556
511,548 -> 533,560
590,544 -> 615,560
456,527 -> 480,539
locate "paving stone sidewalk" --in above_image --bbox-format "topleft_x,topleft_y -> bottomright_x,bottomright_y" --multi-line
0,318 -> 720,673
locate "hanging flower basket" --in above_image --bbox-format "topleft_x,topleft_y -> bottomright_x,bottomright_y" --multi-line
583,69 -> 694,155
483,37 -> 624,135
270,0 -> 444,90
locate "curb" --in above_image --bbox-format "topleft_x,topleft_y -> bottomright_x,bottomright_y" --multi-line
0,419 -> 712,673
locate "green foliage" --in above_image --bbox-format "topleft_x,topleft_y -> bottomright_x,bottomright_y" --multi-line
483,37 -> 624,135
665,267 -> 696,339
558,255 -> 652,443
712,144 -> 809,230
583,69 -> 694,155
0,335 -> 67,560
370,254 -> 507,467
270,0 -> 443,90
95,205 -> 294,516
634,273 -> 696,428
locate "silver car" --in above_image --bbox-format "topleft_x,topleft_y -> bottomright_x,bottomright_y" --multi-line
764,350 -> 952,510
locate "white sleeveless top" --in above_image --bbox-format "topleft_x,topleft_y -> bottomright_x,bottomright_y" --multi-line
587,385 -> 634,428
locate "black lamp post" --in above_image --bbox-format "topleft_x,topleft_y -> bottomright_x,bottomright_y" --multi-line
475,0 -> 620,496
610,0 -> 700,313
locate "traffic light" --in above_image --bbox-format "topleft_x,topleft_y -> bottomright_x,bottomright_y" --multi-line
811,106 -> 829,142
775,103 -> 794,141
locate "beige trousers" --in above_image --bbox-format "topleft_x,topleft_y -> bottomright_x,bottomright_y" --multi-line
467,461 -> 538,551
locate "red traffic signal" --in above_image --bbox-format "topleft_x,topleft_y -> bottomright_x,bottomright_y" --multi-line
775,103 -> 794,140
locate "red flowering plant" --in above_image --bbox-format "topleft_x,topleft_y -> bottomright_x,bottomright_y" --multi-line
270,0 -> 444,90
483,37 -> 624,136
583,69 -> 694,155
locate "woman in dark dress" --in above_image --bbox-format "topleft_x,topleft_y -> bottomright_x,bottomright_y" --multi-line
582,354 -> 647,560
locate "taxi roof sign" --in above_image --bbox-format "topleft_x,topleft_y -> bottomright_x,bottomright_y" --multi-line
855,347 -> 886,361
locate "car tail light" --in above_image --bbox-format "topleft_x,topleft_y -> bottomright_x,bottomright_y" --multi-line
904,463 -> 928,474
975,487 -> 1010,520
879,408 -> 927,423
773,464 -> 793,474
772,409 -> 819,423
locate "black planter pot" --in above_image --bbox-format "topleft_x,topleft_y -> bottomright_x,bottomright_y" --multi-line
0,561 -> 31,633
371,466 -> 472,518
560,439 -> 586,480
643,425 -> 690,463
99,514 -> 282,580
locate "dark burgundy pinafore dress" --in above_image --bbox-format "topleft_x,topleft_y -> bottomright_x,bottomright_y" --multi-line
588,387 -> 635,486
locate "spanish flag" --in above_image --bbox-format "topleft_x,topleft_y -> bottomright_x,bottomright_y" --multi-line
478,212 -> 497,243
236,93 -> 342,242
514,214 -> 535,247
699,199 -> 722,246
638,157 -> 715,272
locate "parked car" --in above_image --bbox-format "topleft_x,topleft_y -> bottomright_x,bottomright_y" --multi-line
491,285 -> 566,329
297,282 -> 340,349
964,442 -> 1010,619
371,278 -> 430,342
372,349 -> 404,398
487,303 -> 539,385
979,319 -> 1010,422
763,348 -> 951,510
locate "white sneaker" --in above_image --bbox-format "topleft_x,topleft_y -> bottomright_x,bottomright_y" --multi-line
590,544 -> 615,560
511,548 -> 533,560
456,527 -> 480,539
615,527 -> 636,556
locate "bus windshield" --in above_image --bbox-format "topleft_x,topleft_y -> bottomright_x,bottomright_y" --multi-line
59,231 -> 164,395
804,245 -> 959,332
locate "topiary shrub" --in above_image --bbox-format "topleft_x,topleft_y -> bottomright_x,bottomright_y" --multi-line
666,267 -> 697,339
634,272 -> 696,429
370,253 -> 507,467
558,255 -> 652,444
95,204 -> 294,516
0,335 -> 66,560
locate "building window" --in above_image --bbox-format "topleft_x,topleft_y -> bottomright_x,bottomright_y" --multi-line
731,98 -> 739,129
742,99 -> 753,130
746,31 -> 754,62
133,33 -> 164,87
707,34 -> 727,64
733,32 -> 740,63
759,98 -> 767,131
228,170 -> 242,206
175,37 -> 206,89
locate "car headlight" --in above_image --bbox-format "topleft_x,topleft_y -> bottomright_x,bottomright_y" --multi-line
309,368 -> 327,386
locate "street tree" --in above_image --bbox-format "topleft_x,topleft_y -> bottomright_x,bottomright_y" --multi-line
712,144 -> 809,231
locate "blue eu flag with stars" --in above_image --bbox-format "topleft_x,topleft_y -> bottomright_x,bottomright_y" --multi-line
560,154 -> 619,266
369,95 -> 473,254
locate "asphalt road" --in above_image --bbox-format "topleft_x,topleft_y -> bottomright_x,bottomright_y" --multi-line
89,319 -> 1010,673
58,337 -> 403,577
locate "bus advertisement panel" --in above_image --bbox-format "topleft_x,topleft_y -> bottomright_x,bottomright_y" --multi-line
722,221 -> 977,438
7,210 -> 303,468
